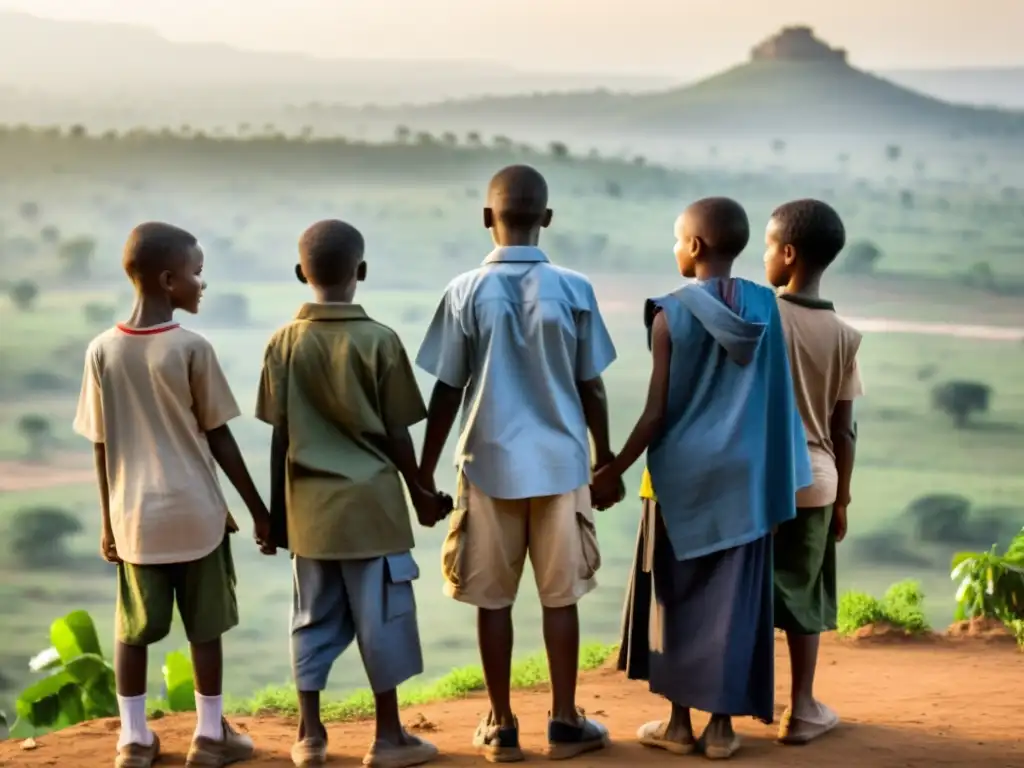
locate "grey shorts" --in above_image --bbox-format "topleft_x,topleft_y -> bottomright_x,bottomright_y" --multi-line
290,552 -> 424,693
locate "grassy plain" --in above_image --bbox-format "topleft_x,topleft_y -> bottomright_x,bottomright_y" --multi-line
1,129 -> 1022,711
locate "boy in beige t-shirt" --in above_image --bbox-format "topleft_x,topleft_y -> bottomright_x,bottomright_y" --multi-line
763,200 -> 864,747
73,222 -> 273,768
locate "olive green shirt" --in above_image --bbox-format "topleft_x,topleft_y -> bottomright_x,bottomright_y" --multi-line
255,303 -> 426,560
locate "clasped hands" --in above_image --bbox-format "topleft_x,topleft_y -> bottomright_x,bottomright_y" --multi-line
591,455 -> 626,511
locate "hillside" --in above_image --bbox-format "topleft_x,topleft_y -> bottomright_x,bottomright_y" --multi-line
0,11 -> 670,106
884,67 -> 1024,109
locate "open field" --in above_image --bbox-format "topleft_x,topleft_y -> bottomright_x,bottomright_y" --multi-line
3,635 -> 1022,767
1,128 -> 1022,715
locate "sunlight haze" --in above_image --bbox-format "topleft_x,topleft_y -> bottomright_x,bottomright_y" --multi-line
2,0 -> 1022,76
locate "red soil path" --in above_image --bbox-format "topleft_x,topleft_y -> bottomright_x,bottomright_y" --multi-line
3,635 -> 1021,767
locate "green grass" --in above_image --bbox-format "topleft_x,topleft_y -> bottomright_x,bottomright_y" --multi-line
151,643 -> 617,722
837,580 -> 931,635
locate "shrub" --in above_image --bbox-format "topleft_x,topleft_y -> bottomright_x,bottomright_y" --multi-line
8,280 -> 39,311
82,302 -> 116,326
951,528 -> 1024,637
8,507 -> 83,568
17,413 -> 52,461
840,240 -> 882,274
931,380 -> 991,428
903,494 -> 971,543
57,236 -> 97,279
837,580 -> 931,635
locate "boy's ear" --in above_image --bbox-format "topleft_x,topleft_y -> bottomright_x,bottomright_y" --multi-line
783,244 -> 798,266
356,260 -> 368,282
541,208 -> 553,228
691,236 -> 705,260
294,264 -> 308,284
483,207 -> 494,229
158,270 -> 173,292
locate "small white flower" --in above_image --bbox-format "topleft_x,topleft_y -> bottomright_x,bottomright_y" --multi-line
28,647 -> 60,672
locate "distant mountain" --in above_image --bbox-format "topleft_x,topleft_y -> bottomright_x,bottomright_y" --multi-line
882,68 -> 1024,110
0,11 -> 671,106
363,30 -> 1024,139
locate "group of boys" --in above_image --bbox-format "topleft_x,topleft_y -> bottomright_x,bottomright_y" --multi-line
74,163 -> 862,768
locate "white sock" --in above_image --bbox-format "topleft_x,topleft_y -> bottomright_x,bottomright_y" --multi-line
194,692 -> 225,741
117,694 -> 153,749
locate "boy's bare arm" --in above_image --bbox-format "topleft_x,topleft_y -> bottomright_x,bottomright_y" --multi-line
92,443 -> 120,564
577,376 -> 614,467
419,380 -> 464,486
598,310 -> 672,479
830,399 -> 857,542
206,424 -> 273,550
269,425 -> 289,548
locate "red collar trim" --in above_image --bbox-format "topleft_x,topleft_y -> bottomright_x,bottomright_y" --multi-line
116,323 -> 180,336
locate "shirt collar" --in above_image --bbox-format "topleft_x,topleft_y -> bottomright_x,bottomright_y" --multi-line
777,292 -> 836,312
482,246 -> 550,265
295,303 -> 369,321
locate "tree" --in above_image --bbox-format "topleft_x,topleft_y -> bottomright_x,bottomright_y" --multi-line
840,240 -> 882,274
394,125 -> 411,144
39,225 -> 60,244
492,135 -> 513,150
68,124 -> 87,138
18,414 -> 52,461
885,144 -> 902,162
441,131 -> 458,146
931,380 -> 991,428
19,201 -> 39,221
83,302 -> 116,326
58,236 -> 97,278
415,131 -> 435,146
9,280 -> 39,311
465,131 -> 482,146
8,507 -> 83,568
549,141 -> 570,160
771,138 -> 786,155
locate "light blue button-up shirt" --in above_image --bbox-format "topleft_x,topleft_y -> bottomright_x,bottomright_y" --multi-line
416,246 -> 617,500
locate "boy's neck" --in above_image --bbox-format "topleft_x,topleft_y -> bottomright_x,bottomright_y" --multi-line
693,260 -> 733,281
311,285 -> 356,304
493,227 -> 541,247
781,270 -> 824,300
123,295 -> 174,328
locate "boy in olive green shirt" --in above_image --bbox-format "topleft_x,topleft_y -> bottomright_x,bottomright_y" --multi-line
256,220 -> 446,768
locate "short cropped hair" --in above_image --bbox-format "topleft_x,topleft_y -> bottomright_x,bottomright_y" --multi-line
770,199 -> 846,269
123,222 -> 198,282
298,219 -> 365,286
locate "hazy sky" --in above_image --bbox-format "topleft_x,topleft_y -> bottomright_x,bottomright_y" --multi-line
3,0 -> 1022,76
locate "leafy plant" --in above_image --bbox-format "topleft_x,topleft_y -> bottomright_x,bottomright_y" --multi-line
9,610 -> 198,738
951,527 -> 1024,644
837,579 -> 931,635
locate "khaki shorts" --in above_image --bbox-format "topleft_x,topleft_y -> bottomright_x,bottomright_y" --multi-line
441,477 -> 601,610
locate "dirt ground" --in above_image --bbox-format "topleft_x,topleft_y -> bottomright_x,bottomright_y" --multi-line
3,635 -> 1021,767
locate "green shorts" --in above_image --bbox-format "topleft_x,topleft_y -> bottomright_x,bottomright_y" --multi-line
116,536 -> 238,646
773,506 -> 837,635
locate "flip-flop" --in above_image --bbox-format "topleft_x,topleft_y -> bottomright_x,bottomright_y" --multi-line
777,704 -> 840,745
636,721 -> 697,755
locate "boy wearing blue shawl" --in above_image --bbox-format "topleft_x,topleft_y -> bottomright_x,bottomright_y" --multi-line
593,198 -> 811,760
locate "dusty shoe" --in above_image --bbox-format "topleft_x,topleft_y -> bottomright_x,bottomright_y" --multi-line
546,709 -> 610,760
636,720 -> 696,755
363,732 -> 438,768
473,713 -> 525,763
777,703 -> 840,745
115,733 -> 161,768
185,719 -> 255,767
291,736 -> 328,766
698,718 -> 741,761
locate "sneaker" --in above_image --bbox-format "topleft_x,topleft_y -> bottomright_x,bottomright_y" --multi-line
546,709 -> 609,760
363,733 -> 438,767
115,733 -> 161,768
291,736 -> 328,766
185,719 -> 255,767
473,713 -> 525,763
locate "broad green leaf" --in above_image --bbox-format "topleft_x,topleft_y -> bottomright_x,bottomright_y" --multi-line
15,671 -> 79,729
8,717 -> 35,740
82,669 -> 118,719
64,653 -> 113,687
50,611 -> 103,665
162,651 -> 196,712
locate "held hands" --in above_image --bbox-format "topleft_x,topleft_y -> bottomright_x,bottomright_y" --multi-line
411,484 -> 452,528
591,458 -> 626,511
251,506 -> 277,556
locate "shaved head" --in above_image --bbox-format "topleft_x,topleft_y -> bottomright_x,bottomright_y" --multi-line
682,197 -> 750,258
122,222 -> 198,284
298,219 -> 365,287
486,164 -> 550,230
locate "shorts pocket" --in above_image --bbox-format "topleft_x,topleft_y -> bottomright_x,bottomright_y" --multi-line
383,552 -> 419,622
575,504 -> 602,581
440,506 -> 469,591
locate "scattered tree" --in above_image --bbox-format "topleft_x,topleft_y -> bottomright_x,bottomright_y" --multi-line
58,236 -> 97,279
19,201 -> 40,221
885,144 -> 902,162
441,131 -> 458,146
68,124 -> 87,139
415,131 -> 436,146
840,240 -> 882,274
39,225 -> 60,244
8,507 -> 83,569
549,141 -> 570,160
493,135 -> 513,150
931,380 -> 991,428
83,302 -> 116,326
18,414 -> 53,461
9,280 -> 39,311
465,131 -> 482,146
771,138 -> 786,155
394,125 -> 411,144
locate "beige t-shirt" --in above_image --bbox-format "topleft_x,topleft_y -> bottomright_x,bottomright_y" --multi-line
777,295 -> 865,508
73,321 -> 241,565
